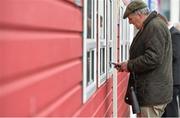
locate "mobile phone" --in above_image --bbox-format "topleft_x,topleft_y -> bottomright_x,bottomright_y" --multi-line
110,62 -> 122,71
109,62 -> 117,65
109,62 -> 121,67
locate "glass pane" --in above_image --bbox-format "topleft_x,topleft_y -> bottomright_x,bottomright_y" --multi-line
109,47 -> 112,68
87,0 -> 92,38
121,45 -> 123,62
100,48 -> 102,74
91,50 -> 94,81
110,2 -> 112,40
120,7 -> 123,41
99,1 -> 105,39
92,0 -> 94,38
100,48 -> 105,75
125,44 -> 127,60
87,51 -> 90,86
102,48 -> 105,73
103,1 -> 105,39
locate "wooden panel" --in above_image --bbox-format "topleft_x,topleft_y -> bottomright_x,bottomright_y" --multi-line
38,85 -> 82,117
0,61 -> 82,116
0,32 -> 82,80
0,0 -> 82,31
93,81 -> 113,117
73,79 -> 113,117
0,0 -> 82,80
117,72 -> 129,117
0,0 -> 83,117
94,97 -> 112,117
105,103 -> 113,117
118,101 -> 130,117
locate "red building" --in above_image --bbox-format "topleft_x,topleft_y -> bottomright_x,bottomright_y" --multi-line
0,0 -> 131,117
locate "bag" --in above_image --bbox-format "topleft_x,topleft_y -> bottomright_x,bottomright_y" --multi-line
125,73 -> 140,114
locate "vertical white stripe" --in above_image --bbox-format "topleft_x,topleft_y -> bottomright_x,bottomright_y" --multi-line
113,0 -> 118,117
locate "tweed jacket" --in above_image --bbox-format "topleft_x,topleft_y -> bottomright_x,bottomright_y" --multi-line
126,11 -> 173,106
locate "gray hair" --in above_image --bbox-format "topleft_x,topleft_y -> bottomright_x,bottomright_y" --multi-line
134,7 -> 150,16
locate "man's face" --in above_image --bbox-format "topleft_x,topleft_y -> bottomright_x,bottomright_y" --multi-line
128,13 -> 143,29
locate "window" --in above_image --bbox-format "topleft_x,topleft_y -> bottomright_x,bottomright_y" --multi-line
83,0 -> 115,102
107,0 -> 114,76
83,0 -> 97,103
98,0 -> 107,86
119,6 -> 131,63
119,7 -> 124,62
125,20 -> 130,60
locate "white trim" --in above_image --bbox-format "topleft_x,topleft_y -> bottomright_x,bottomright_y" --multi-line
98,0 -> 107,87
113,0 -> 118,117
82,0 -> 87,103
119,4 -> 131,62
119,6 -> 123,62
83,0 -> 97,103
107,0 -> 114,78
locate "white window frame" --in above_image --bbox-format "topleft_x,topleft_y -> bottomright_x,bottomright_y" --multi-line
98,0 -> 107,87
107,0 -> 114,77
119,6 -> 131,63
125,20 -> 130,60
83,0 -> 97,103
119,6 -> 124,62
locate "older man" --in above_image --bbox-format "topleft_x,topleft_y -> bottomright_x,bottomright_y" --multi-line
116,0 -> 173,117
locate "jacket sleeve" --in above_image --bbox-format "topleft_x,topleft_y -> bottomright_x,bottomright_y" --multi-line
127,24 -> 168,73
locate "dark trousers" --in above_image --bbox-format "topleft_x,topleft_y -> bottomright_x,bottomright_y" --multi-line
162,85 -> 180,117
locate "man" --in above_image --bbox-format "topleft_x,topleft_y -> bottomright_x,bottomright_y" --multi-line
159,17 -> 180,117
116,0 -> 173,117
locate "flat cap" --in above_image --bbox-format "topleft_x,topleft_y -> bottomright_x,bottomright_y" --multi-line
123,0 -> 147,19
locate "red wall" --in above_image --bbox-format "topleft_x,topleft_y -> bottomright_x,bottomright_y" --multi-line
117,72 -> 130,117
0,0 -> 82,116
0,0 -> 129,117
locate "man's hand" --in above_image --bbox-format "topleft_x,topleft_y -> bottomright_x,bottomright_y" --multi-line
114,64 -> 122,72
110,61 -> 129,72
120,61 -> 129,72
110,62 -> 122,71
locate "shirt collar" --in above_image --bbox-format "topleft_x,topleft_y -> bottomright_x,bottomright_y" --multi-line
168,24 -> 173,29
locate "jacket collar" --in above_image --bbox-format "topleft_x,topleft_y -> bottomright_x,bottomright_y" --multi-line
143,11 -> 157,28
129,11 -> 157,54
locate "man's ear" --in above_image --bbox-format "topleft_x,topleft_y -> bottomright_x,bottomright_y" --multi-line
137,12 -> 142,18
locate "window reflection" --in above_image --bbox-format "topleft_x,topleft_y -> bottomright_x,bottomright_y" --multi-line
87,0 -> 94,39
100,48 -> 105,75
87,51 -> 90,85
109,47 -> 112,68
87,50 -> 95,86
